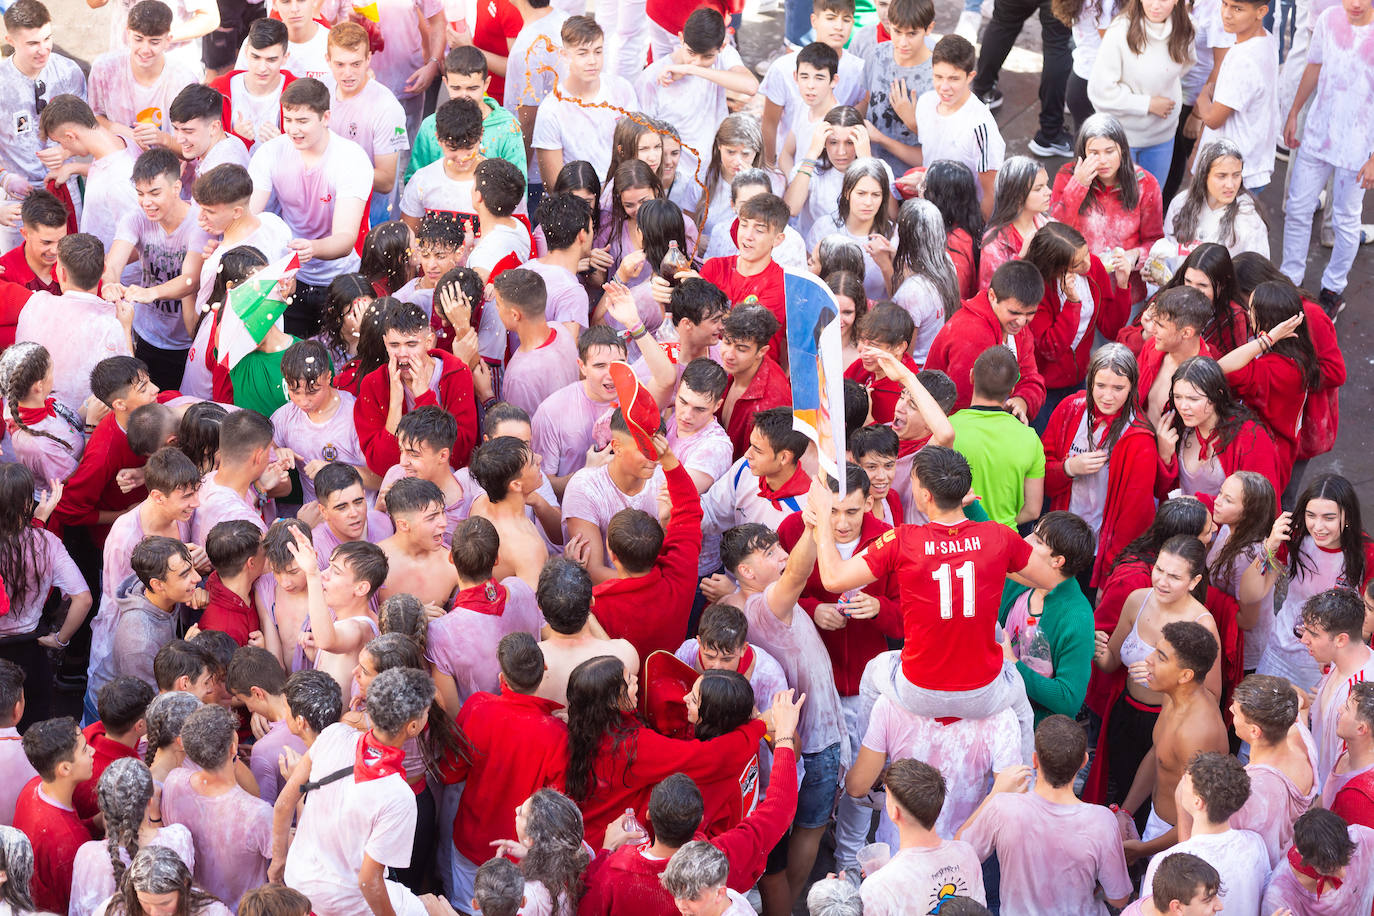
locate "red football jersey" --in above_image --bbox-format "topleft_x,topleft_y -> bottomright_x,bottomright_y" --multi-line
864,519 -> 1032,691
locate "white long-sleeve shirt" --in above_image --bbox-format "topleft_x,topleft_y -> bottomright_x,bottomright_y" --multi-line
1088,16 -> 1196,148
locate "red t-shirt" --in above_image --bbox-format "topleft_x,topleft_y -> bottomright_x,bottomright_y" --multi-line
197,572 -> 258,647
700,256 -> 788,359
13,777 -> 94,914
473,0 -> 523,102
863,519 -> 1032,691
843,353 -> 922,425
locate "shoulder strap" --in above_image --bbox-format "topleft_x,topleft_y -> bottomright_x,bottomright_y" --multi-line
299,763 -> 353,801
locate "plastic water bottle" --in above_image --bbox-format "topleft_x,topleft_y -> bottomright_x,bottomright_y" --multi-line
1021,616 -> 1055,678
660,240 -> 690,281
620,808 -> 647,841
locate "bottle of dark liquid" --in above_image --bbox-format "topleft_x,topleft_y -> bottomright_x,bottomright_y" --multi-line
659,240 -> 690,281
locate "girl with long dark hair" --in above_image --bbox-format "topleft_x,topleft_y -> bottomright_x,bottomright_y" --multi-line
98,845 -> 227,916
536,161 -> 604,257
1023,222 -> 1133,422
682,669 -> 761,838
1089,534 -> 1218,807
1158,243 -> 1248,353
0,342 -> 84,482
1051,114 -> 1164,303
1232,253 -> 1346,505
1207,471 -> 1279,673
807,158 -> 897,302
1163,141 -> 1269,257
686,115 -> 773,258
921,159 -> 985,300
591,160 -> 667,283
496,789 -> 589,916
0,462 -> 90,723
315,274 -> 373,373
888,199 -> 959,364
563,655 -> 766,849
1042,343 -> 1159,589
71,759 -> 196,916
1215,281 -> 1317,487
826,271 -> 867,369
1156,355 -> 1281,499
783,106 -> 879,240
1256,474 -> 1374,689
980,156 -> 1053,287
359,221 -> 414,298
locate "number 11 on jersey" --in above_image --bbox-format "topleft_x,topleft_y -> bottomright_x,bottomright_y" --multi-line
931,561 -> 976,619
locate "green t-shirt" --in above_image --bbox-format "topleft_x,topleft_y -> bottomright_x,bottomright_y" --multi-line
949,406 -> 1045,528
229,338 -> 299,417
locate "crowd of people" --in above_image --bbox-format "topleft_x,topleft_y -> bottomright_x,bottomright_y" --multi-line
0,0 -> 1367,911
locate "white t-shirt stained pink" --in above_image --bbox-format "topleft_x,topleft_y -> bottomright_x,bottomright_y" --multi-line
15,291 -> 130,413
1231,721 -> 1319,868
745,588 -> 846,755
88,50 -> 200,131
160,766 -> 272,910
860,841 -> 986,915
531,75 -> 639,179
192,469 -> 269,546
530,381 -> 616,478
328,78 -> 410,166
561,463 -> 661,549
425,577 -> 544,703
114,203 -> 212,349
521,259 -> 589,329
271,389 -> 371,505
502,324 -> 580,419
468,222 -> 532,360
0,727 -> 36,826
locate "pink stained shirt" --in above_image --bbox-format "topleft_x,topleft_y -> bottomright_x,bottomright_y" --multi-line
521,260 -> 589,329
0,729 -> 36,826
560,464 -> 661,552
250,719 -> 307,806
382,463 -> 468,545
502,324 -> 581,420
0,529 -> 85,637
743,589 -> 846,756
14,290 -> 131,414
1231,721 -> 1320,868
959,792 -> 1132,916
69,825 -> 195,916
310,511 -> 396,568
5,409 -> 84,483
1312,650 -> 1374,788
468,223 -> 532,360
862,697 -> 1021,838
159,767 -> 273,910
425,577 -> 545,703
271,390 -> 371,505
530,381 -> 617,479
859,841 -> 986,914
191,469 -> 269,546
1262,824 -> 1374,915
328,78 -> 409,167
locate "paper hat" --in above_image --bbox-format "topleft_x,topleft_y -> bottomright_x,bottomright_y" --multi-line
609,361 -> 661,461
641,650 -> 699,740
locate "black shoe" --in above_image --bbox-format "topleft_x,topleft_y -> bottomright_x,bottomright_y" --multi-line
1319,287 -> 1346,321
978,86 -> 1003,110
1028,133 -> 1074,157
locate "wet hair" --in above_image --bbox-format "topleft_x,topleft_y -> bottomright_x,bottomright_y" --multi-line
360,223 -> 413,297
318,274 -> 373,363
915,369 -> 958,414
1161,620 -> 1218,682
1033,715 -> 1087,788
884,758 -> 944,829
1161,243 -> 1239,343
696,114 -> 764,227
99,761 -> 163,895
635,199 -> 689,276
692,670 -> 754,741
0,343 -> 74,454
492,268 -> 547,319
578,325 -> 628,362
697,603 -> 749,655
237,886 -> 312,916
1113,497 -> 1209,574
132,536 -> 193,591
1071,115 -> 1140,212
825,271 -> 868,346
606,116 -> 663,190
1079,342 -> 1144,454
469,435 -> 533,502
720,304 -> 779,350
856,301 -> 915,349
38,93 -> 98,138
1187,751 -> 1250,822
90,356 -> 152,408
892,198 -> 960,319
434,97 -> 484,149
97,677 -> 154,733
648,773 -> 705,848
912,445 -> 973,510
552,161 -> 603,233
1291,808 -> 1356,875
416,213 -> 466,255
152,641 -> 212,693
109,845 -> 221,916
205,519 -> 262,579
226,645 -> 288,698
815,234 -> 866,277
0,464 -> 50,612
167,83 -> 224,130
313,462 -> 364,507
0,826 -> 36,913
450,516 -> 499,582
1023,221 -> 1086,294
473,858 -> 524,916
1301,587 -> 1366,641
498,631 -> 545,693
983,156 -> 1047,244
1033,511 -> 1096,578
1231,673 -> 1299,745
922,160 -> 985,274
719,524 -> 779,577
843,379 -> 870,440
1249,280 -> 1319,390
565,656 -> 635,801
1232,250 -> 1318,303
56,234 -> 105,290
537,557 -> 594,635
520,789 -> 589,912
126,403 -> 177,458
1288,473 -> 1369,588
1172,141 -> 1265,249
397,404 -> 458,455
0,660 -> 23,727
1209,471 -> 1277,588
848,425 -> 899,464
752,407 -> 810,465
384,477 -> 445,524
284,669 -> 343,734
191,630 -> 236,677
279,77 -> 331,116
179,704 -> 238,771
279,339 -> 332,388
481,402 -> 531,439
377,594 -> 428,655
142,692 -> 200,766
837,158 -> 894,238
605,160 -> 664,262
1166,356 -> 1262,457
679,358 -> 729,402
1150,853 -> 1220,909
661,841 -> 729,900
475,158 -> 526,218
262,518 -> 312,574
331,541 -> 388,596
1158,533 -> 1207,582
607,507 -> 664,576
205,245 -> 269,317
364,666 -> 435,736
536,193 -> 594,252
21,716 -> 80,781
143,447 -> 202,499
670,279 -> 730,329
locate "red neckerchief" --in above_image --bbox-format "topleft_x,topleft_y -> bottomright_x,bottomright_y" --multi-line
15,398 -> 56,425
758,466 -> 810,510
1196,427 -> 1221,461
354,730 -> 407,783
1288,845 -> 1342,898
877,22 -> 891,41
452,579 -> 508,617
738,644 -> 755,673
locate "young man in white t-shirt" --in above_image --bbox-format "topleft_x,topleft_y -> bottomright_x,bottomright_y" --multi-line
271,667 -> 434,916
237,0 -> 329,81
88,0 -> 199,152
248,77 -> 371,337
324,22 -> 409,226
913,34 -> 1005,216
1192,0 -> 1279,192
101,147 -> 210,390
531,15 -> 639,182
169,83 -> 250,190
212,17 -> 295,151
400,97 -> 485,236
635,9 -> 758,182
467,158 -> 532,370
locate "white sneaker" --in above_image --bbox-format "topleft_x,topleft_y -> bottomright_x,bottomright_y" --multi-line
955,9 -> 981,42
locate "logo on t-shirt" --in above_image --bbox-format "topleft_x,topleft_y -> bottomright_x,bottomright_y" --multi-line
322,443 -> 339,461
740,294 -> 759,306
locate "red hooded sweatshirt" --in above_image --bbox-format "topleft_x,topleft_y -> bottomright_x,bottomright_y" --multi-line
577,744 -> 798,916
354,349 -> 478,475
1225,352 -> 1307,489
1041,393 -> 1158,587
924,291 -> 1046,417
1298,298 -> 1344,461
592,463 -> 703,661
1028,255 -> 1132,388
777,511 -> 902,697
1155,418 -> 1282,501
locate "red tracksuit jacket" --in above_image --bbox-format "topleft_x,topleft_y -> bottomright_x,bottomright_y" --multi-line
1028,255 -> 1132,388
354,349 -> 478,475
925,291 -> 1046,417
591,463 -> 703,662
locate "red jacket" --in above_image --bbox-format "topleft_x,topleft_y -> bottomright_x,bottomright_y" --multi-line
1049,163 -> 1164,304
925,291 -> 1046,417
777,511 -> 901,697
198,572 -> 258,647
577,745 -> 797,916
578,715 -> 766,850
1226,352 -> 1307,490
1156,418 -> 1282,501
354,349 -> 478,475
592,463 -> 703,662
721,357 -> 792,461
1028,256 -> 1132,388
73,722 -> 140,821
1298,298 -> 1344,460
0,273 -> 32,354
449,687 -> 568,864
843,353 -> 922,425
208,70 -> 299,150
701,256 -> 788,362
1041,394 -> 1158,587
948,227 -> 977,300
14,776 -> 96,913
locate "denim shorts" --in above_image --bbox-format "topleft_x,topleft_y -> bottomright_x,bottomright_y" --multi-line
796,741 -> 842,829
